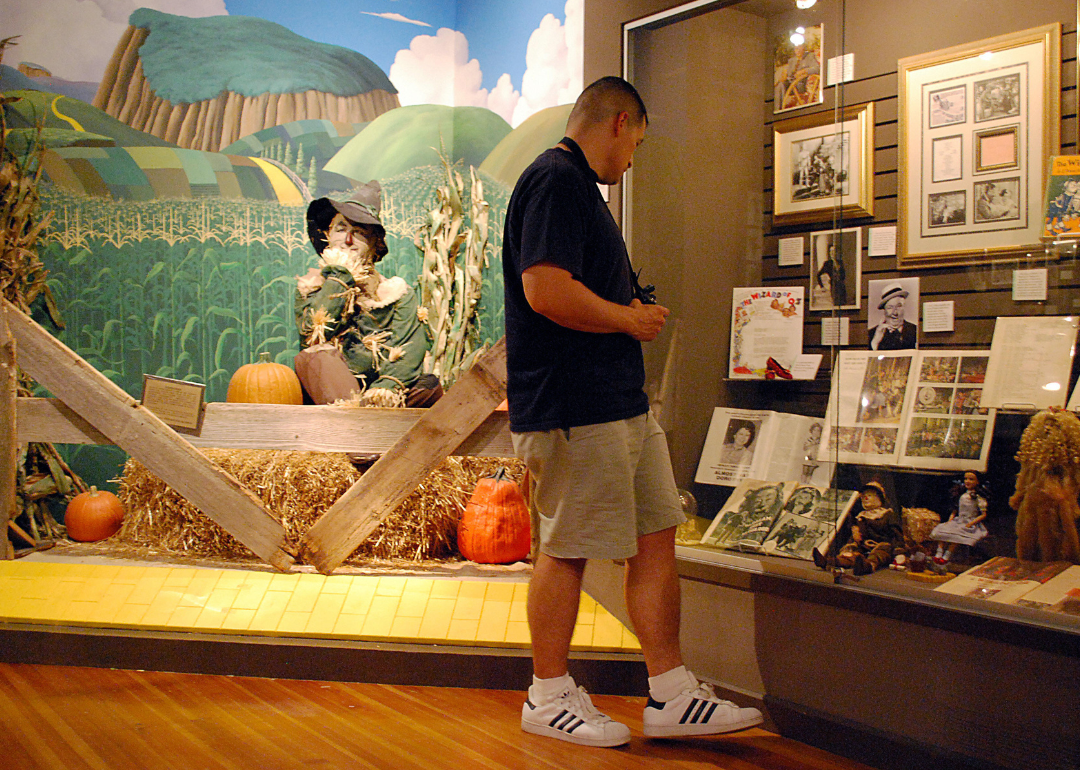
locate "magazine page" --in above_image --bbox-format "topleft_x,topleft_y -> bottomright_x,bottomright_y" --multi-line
1013,565 -> 1080,612
819,350 -> 918,466
898,351 -> 996,471
768,414 -> 833,486
699,479 -> 795,551
695,408 -> 777,486
935,557 -> 1073,604
729,287 -> 805,379
758,486 -> 859,560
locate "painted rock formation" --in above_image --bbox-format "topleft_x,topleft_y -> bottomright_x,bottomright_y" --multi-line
93,9 -> 399,153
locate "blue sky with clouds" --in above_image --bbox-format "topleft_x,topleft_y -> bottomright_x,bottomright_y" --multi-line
3,0 -> 580,126
222,0 -> 558,93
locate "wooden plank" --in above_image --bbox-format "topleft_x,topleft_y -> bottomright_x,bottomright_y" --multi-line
301,337 -> 508,574
1,305 -> 17,560
2,299 -> 294,571
16,399 -> 515,457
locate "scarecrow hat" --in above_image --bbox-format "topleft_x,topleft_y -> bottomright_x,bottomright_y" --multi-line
877,283 -> 909,309
306,180 -> 384,255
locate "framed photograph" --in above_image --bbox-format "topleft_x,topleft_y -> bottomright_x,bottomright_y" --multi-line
773,24 -> 823,114
867,277 -> 920,351
897,23 -> 1061,268
773,102 -> 876,226
809,227 -> 861,311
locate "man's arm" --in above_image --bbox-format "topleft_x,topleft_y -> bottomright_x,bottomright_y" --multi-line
521,263 -> 669,341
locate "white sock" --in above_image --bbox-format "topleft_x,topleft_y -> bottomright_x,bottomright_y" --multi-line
648,665 -> 696,703
529,673 -> 573,704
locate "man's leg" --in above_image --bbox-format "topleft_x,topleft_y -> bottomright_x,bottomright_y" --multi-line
624,526 -> 682,677
522,550 -> 631,747
528,552 -> 586,678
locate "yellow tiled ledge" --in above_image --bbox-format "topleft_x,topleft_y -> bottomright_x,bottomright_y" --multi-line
0,561 -> 641,653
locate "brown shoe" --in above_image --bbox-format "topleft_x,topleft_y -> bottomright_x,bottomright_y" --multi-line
852,554 -> 873,576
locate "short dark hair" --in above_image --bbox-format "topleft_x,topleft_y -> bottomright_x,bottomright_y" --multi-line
567,76 -> 648,131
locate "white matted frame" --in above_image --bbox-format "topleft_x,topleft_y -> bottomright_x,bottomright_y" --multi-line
897,23 -> 1061,268
772,102 -> 875,226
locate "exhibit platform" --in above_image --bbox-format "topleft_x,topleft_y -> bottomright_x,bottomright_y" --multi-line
0,554 -> 648,695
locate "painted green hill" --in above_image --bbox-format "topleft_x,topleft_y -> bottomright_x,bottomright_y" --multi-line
131,8 -> 396,103
324,105 -> 511,182
478,104 -> 573,187
1,89 -> 175,148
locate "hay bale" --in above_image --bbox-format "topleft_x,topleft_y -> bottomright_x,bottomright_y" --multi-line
115,450 -> 524,564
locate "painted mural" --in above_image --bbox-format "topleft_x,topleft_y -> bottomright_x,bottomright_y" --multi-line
2,0 -> 582,485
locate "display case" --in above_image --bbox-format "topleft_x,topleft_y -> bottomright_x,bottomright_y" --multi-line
609,1 -> 1080,765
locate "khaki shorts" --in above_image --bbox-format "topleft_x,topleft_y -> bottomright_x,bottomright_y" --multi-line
511,412 -> 685,560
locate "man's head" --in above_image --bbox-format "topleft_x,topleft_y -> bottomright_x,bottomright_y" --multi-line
878,283 -> 908,327
307,180 -> 388,261
565,76 -> 648,185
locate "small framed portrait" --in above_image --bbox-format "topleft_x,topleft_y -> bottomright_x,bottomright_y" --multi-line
867,277 -> 920,351
773,24 -> 824,114
773,102 -> 875,226
809,227 -> 862,311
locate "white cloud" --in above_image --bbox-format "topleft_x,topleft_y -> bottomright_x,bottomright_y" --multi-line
388,0 -> 582,128
360,12 -> 430,27
389,27 -> 490,109
512,0 -> 583,127
4,0 -> 226,81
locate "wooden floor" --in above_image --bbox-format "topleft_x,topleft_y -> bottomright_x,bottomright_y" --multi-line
0,663 -> 879,770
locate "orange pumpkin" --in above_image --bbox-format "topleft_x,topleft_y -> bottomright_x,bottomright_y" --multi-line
458,468 -> 531,564
227,352 -> 303,404
65,486 -> 125,542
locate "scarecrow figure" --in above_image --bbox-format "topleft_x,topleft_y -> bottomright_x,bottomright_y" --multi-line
294,181 -> 441,407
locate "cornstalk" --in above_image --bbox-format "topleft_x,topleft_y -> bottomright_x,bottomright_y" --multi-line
414,151 -> 491,386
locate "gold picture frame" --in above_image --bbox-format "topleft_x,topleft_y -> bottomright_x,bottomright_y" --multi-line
772,102 -> 876,226
897,23 -> 1061,269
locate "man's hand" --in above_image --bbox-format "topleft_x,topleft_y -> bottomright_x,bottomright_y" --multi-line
625,298 -> 669,341
522,263 -> 670,339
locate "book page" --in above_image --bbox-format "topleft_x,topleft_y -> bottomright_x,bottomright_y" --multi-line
898,351 -> 995,471
758,487 -> 858,560
699,479 -> 795,551
695,408 -> 776,486
981,316 -> 1079,409
819,350 -> 917,465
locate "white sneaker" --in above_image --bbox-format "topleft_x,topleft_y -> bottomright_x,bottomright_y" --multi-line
521,683 -> 631,747
643,680 -> 763,737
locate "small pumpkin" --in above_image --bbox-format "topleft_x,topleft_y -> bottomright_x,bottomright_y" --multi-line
226,351 -> 303,404
65,486 -> 125,542
458,468 -> 531,564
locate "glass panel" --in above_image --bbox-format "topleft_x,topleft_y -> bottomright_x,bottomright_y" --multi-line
624,0 -> 1080,632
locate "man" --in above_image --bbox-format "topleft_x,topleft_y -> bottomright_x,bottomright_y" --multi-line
868,283 -> 917,351
503,76 -> 763,748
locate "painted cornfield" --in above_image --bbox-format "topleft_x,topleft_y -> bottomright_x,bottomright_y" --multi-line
35,165 -> 509,489
37,165 -> 510,404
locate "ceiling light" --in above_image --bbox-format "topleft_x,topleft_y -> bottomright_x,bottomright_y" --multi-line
796,0 -> 817,8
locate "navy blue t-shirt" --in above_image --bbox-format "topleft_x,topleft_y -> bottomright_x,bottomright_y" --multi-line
502,139 -> 649,432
